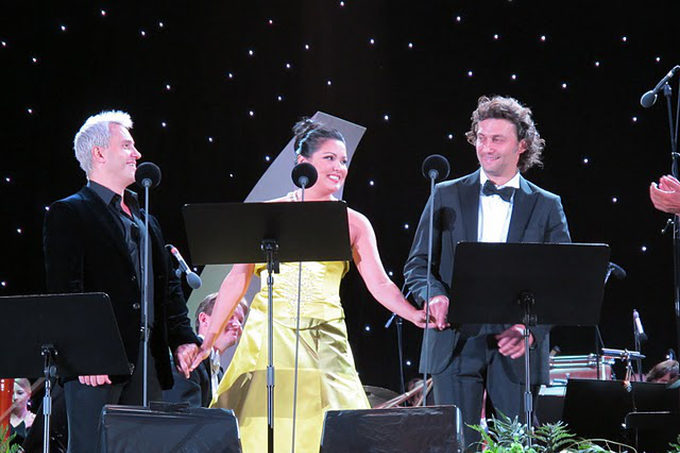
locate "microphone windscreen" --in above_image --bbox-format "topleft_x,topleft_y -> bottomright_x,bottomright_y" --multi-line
422,154 -> 450,181
291,162 -> 318,189
640,90 -> 657,108
135,162 -> 162,188
608,261 -> 627,280
187,272 -> 202,289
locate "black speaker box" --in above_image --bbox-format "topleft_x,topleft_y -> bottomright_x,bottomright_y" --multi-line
320,405 -> 463,453
97,404 -> 242,453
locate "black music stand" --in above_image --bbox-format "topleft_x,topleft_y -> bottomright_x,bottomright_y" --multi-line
0,293 -> 130,453
448,242 -> 610,447
182,201 -> 352,453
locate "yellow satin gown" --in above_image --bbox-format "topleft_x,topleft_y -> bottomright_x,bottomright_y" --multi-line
211,261 -> 370,453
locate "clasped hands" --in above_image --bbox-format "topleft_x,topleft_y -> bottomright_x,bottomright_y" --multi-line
650,174 -> 680,215
426,295 -> 534,359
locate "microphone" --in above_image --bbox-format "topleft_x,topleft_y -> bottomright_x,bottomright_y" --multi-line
640,65 -> 680,108
291,162 -> 318,189
165,244 -> 202,289
422,154 -> 450,181
608,262 -> 627,280
135,162 -> 162,189
633,309 -> 648,342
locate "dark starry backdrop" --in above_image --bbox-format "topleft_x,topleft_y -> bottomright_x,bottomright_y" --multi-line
1,1 -> 679,392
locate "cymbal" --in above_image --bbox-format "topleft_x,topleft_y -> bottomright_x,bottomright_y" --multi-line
363,385 -> 399,407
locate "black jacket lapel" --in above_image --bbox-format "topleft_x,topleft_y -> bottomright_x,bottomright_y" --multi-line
507,175 -> 538,243
460,169 -> 481,242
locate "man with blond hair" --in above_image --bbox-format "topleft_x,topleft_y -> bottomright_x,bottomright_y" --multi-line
43,110 -> 198,453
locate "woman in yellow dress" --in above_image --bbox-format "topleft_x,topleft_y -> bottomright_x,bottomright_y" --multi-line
190,118 -> 436,453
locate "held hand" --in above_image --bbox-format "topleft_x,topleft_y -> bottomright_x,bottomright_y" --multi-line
78,375 -> 112,386
650,176 -> 680,214
496,324 -> 534,359
188,344 -> 212,372
409,308 -> 438,330
425,296 -> 450,331
174,343 -> 199,378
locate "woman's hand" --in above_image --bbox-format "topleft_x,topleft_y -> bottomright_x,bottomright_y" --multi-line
189,344 -> 212,372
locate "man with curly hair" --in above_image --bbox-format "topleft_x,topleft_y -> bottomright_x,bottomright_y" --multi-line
404,95 -> 571,448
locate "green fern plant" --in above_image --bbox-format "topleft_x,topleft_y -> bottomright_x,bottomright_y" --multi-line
667,434 -> 680,453
0,425 -> 22,453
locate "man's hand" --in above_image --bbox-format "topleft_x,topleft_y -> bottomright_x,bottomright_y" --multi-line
426,295 -> 450,331
189,345 -> 213,372
174,343 -> 199,378
650,175 -> 680,214
496,324 -> 534,359
78,375 -> 112,386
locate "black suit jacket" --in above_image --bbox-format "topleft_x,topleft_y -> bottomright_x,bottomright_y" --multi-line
43,185 -> 198,389
163,354 -> 212,408
404,170 -> 571,384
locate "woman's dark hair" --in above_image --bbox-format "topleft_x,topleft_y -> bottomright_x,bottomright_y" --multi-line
465,95 -> 545,172
293,117 -> 345,159
646,359 -> 680,383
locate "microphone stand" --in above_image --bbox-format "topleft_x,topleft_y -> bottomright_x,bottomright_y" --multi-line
290,181 -> 308,453
666,80 -> 680,358
141,180 -> 152,407
422,171 -> 437,406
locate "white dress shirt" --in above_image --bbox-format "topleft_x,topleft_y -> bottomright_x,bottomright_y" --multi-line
477,171 -> 520,243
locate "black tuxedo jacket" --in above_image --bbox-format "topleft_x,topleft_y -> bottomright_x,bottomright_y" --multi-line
404,170 -> 571,384
43,185 -> 198,389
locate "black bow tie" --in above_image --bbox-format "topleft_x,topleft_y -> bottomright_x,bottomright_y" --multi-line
482,180 -> 515,202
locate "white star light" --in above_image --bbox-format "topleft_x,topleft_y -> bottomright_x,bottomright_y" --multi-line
383,114 -> 389,121
468,70 -> 474,77
27,108 -> 33,114
622,36 -> 628,42
158,22 -> 164,28
511,74 -> 517,80
265,156 -> 271,162
595,61 -> 600,67
365,325 -> 371,332
161,121 -> 167,128
227,72 -> 234,79
455,16 -> 462,22
612,197 -> 618,203
277,95 -> 283,101
208,137 -> 214,143
369,180 -> 375,186
448,133 -> 454,140
5,177 -> 10,183
561,83 -> 568,89
406,360 -> 412,366
304,44 -> 310,50
327,80 -> 332,86
60,25 -> 67,32
165,84 -> 171,90
369,38 -> 375,45
632,117 -> 638,122
140,30 -> 146,37
404,223 -> 409,229
1,282 -> 6,287
408,42 -> 414,49
101,10 -> 107,16
248,49 -> 254,56
583,157 -> 589,164
540,35 -> 547,42
641,245 -> 647,252
656,57 -> 661,63
249,110 -> 254,117
285,63 -> 291,69
493,34 -> 499,40
17,228 -> 22,234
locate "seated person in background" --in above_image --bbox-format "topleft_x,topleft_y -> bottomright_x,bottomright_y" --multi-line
645,359 -> 679,384
10,378 -> 36,445
163,294 -> 248,407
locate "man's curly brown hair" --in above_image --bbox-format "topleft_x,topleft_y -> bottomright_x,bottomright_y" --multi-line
465,95 -> 545,173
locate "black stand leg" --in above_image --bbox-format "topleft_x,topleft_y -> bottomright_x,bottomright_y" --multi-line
41,344 -> 58,453
261,240 -> 279,453
519,292 -> 536,448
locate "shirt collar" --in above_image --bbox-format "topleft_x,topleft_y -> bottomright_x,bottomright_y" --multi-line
480,170 -> 521,190
87,180 -> 140,211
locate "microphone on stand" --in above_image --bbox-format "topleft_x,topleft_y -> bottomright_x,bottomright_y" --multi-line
135,162 -> 162,189
419,153 -> 451,406
422,154 -> 451,181
633,309 -> 648,342
292,162 -> 318,191
166,244 -> 202,289
640,65 -> 680,108
133,161 -> 162,407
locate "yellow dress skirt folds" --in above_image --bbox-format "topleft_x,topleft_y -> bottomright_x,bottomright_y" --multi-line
211,261 -> 370,453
